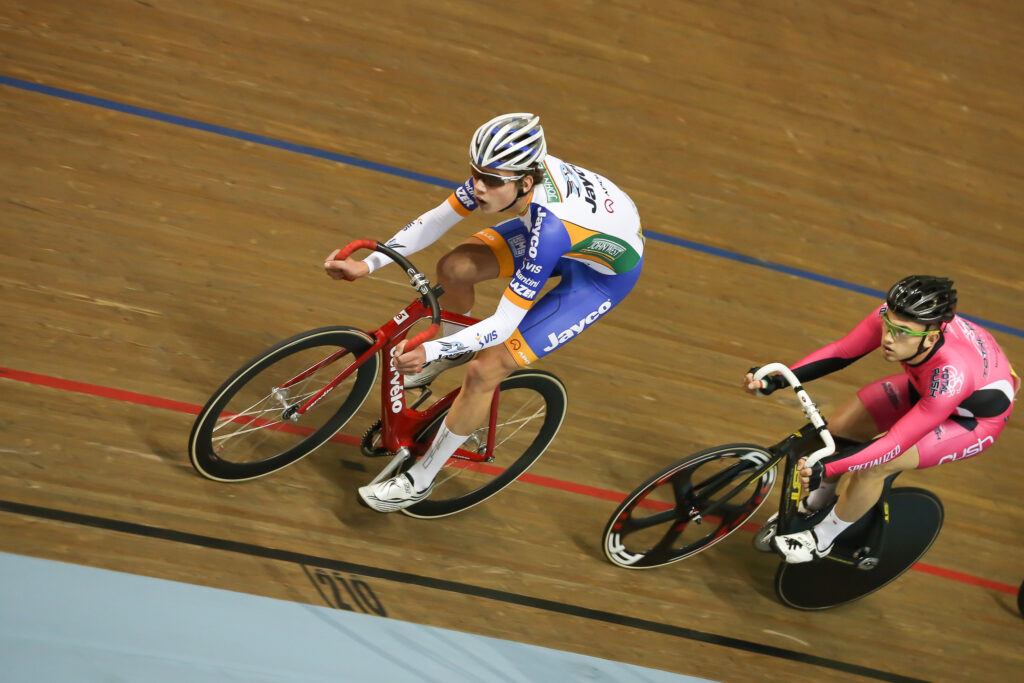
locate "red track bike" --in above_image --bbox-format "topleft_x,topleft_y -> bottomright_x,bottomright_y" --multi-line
188,240 -> 567,518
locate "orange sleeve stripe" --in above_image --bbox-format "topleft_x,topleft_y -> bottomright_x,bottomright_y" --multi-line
504,330 -> 538,367
502,288 -> 533,310
473,228 -> 516,277
447,193 -> 473,217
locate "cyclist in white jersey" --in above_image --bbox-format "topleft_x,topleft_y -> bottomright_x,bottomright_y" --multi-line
325,113 -> 644,511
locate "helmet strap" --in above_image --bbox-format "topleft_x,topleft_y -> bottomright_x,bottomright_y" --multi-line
911,327 -> 941,361
498,191 -> 523,212
914,336 -> 929,358
499,179 -> 532,212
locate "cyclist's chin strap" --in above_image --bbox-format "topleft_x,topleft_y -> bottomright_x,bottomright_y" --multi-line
909,326 -> 943,364
913,331 -> 932,358
498,192 -> 524,212
499,181 -> 533,212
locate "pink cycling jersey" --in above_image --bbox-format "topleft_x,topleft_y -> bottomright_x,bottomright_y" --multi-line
789,304 -> 1016,477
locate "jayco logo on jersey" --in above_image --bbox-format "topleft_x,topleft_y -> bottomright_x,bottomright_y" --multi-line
542,300 -> 612,351
575,167 -> 598,213
929,365 -> 964,398
528,209 -> 546,259
561,162 -> 598,213
475,330 -> 499,348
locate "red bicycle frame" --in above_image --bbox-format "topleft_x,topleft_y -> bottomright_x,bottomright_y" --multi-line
369,299 -> 500,460
277,239 -> 501,463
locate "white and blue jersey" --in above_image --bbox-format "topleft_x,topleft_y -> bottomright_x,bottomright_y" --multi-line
362,154 -> 644,366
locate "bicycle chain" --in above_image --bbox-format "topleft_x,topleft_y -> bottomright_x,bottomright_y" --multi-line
360,420 -> 392,458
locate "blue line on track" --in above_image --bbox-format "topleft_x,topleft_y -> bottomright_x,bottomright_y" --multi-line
3,74 -> 1020,338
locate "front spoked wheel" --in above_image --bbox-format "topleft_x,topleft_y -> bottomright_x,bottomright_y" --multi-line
402,369 -> 567,519
603,444 -> 777,568
189,326 -> 379,482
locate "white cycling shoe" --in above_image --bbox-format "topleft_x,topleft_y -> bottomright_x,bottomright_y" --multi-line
754,496 -> 834,553
403,351 -> 475,388
772,529 -> 833,564
358,473 -> 433,512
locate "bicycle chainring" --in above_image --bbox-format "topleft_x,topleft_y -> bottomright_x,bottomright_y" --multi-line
360,420 -> 391,457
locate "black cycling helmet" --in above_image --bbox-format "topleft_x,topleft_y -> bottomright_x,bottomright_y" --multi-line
886,275 -> 957,324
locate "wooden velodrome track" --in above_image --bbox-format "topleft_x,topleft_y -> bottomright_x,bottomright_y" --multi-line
2,1 -> 1022,680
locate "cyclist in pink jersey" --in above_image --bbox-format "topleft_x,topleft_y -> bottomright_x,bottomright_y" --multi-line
743,275 -> 1018,563
324,113 -> 644,512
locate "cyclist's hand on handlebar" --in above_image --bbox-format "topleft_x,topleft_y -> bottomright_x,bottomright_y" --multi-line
324,249 -> 370,281
393,340 -> 427,375
744,366 -> 786,395
797,457 -> 824,492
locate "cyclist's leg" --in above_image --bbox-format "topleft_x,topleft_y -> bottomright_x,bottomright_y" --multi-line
435,219 -> 523,315
444,344 -> 521,434
412,259 -> 640,483
776,376 -> 916,558
398,344 -> 520,495
818,374 -> 912,488
434,239 -> 500,316
824,411 -> 1006,544
401,225 -> 515,389
828,394 -> 884,443
834,446 -> 920,524
809,394 -> 879,498
827,374 -> 920,515
501,258 -> 643,366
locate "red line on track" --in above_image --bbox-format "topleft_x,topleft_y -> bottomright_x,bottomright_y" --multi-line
1,366 -> 1017,596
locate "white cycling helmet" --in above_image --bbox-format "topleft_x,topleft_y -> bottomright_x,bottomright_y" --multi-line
469,113 -> 547,171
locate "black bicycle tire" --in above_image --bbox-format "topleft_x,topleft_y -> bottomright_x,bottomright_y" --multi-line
400,369 -> 567,519
188,326 -> 378,482
774,486 -> 944,610
603,444 -> 777,569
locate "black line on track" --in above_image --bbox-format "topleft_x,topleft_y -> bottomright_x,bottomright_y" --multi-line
0,499 -> 926,683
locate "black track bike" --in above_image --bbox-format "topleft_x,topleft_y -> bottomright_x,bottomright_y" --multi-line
602,363 -> 944,609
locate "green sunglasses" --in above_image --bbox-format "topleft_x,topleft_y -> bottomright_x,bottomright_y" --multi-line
881,314 -> 935,341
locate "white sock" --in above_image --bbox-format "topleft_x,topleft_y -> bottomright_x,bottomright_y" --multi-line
441,310 -> 471,338
806,480 -> 838,510
405,418 -> 470,491
812,507 -> 854,551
